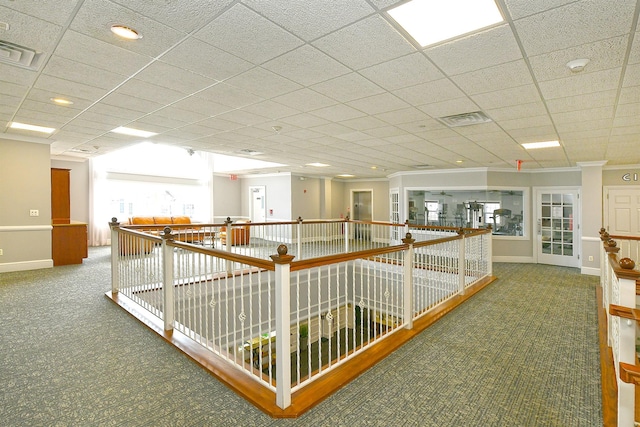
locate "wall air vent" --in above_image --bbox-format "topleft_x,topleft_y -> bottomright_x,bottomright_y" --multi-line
0,40 -> 45,70
437,111 -> 492,127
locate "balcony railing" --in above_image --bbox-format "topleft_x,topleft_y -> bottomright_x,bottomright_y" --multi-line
599,230 -> 640,427
108,218 -> 492,414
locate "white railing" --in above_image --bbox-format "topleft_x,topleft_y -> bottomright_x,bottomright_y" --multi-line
109,219 -> 492,410
599,232 -> 639,427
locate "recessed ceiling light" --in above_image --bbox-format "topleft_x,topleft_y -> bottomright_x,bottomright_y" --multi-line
306,162 -> 330,167
50,97 -> 73,105
111,126 -> 157,138
9,121 -> 55,134
388,0 -> 503,47
456,160 -> 463,164
337,174 -> 355,178
521,140 -> 560,150
110,25 -> 142,40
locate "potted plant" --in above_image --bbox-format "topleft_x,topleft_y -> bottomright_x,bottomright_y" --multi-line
299,323 -> 309,351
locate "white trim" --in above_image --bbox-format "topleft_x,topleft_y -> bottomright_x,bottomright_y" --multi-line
0,225 -> 53,232
0,132 -> 54,145
492,256 -> 535,263
388,166 -> 581,178
581,266 -> 600,276
581,236 -> 601,242
0,259 -> 53,273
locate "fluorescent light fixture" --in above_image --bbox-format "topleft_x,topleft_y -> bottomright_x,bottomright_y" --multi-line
110,25 -> 142,40
111,126 -> 158,138
50,97 -> 73,105
388,0 -> 503,47
9,121 -> 55,134
337,174 -> 355,178
306,162 -> 330,167
522,140 -> 560,150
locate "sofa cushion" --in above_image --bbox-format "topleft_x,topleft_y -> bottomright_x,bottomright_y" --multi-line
153,216 -> 173,225
131,217 -> 155,225
171,216 -> 191,224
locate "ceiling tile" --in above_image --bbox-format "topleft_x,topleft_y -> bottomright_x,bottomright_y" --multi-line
0,5 -> 62,53
263,45 -> 351,86
472,84 -> 542,110
195,4 -> 303,64
224,67 -> 302,99
395,78 -> 466,106
195,83 -> 263,109
42,56 -> 126,90
347,93 -> 409,115
159,38 -> 253,81
313,15 -> 415,70
34,74 -> 108,103
513,0 -> 636,56
273,88 -> 337,112
310,73 -> 385,103
546,90 -> 617,114
111,0 -> 234,33
360,52 -> 443,91
451,60 -> 534,95
538,68 -> 622,100
243,0 -> 374,41
310,104 -> 367,122
53,30 -> 152,75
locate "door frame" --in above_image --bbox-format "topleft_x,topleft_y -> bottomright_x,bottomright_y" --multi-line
350,189 -> 373,221
533,186 -> 581,267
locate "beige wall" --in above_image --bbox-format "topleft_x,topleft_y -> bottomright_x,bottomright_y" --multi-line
0,139 -> 53,271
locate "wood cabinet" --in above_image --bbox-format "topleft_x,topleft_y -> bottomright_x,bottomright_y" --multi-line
51,168 -> 71,225
51,168 -> 88,265
52,223 -> 88,266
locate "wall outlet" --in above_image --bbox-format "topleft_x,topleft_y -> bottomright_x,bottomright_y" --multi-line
588,255 -> 593,261
30,209 -> 39,217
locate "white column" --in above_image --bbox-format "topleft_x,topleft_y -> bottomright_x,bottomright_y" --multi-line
110,218 -> 119,294
271,246 -> 294,409
161,228 -> 175,332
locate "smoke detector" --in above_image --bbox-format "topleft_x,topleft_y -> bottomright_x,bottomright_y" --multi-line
566,58 -> 589,73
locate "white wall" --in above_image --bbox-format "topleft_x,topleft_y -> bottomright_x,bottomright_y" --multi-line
241,174 -> 292,221
212,174 -> 241,221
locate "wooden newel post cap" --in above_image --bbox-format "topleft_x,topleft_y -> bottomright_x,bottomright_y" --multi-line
402,232 -> 415,244
607,239 -> 617,247
297,216 -> 303,223
270,244 -> 295,264
161,226 -> 174,240
619,257 -> 636,270
109,217 -> 119,226
457,227 -> 465,235
601,231 -> 610,241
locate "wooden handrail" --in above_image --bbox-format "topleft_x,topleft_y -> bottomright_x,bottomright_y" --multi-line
166,239 -> 276,271
608,304 -> 638,321
619,362 -> 640,385
608,235 -> 640,242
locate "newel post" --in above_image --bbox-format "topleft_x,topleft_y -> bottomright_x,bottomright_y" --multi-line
344,216 -> 350,253
161,227 -> 175,331
109,217 -> 120,294
402,233 -> 415,330
296,216 -> 303,260
458,228 -> 466,294
270,245 -> 295,409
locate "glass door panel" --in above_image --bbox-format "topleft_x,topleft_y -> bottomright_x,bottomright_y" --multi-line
536,189 -> 579,267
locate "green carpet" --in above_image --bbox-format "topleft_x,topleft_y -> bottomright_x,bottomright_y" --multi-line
0,247 -> 602,426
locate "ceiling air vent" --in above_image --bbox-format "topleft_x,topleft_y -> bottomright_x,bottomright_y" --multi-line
412,164 -> 434,170
437,111 -> 492,127
239,148 -> 263,156
0,40 -> 45,70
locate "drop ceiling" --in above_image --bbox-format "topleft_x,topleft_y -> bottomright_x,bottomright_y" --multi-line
1,0 -> 639,178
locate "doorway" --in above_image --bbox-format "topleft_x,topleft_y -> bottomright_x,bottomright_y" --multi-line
534,188 -> 580,267
352,190 -> 372,240
249,186 -> 266,238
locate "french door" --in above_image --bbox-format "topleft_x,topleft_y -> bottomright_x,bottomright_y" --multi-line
535,188 -> 580,267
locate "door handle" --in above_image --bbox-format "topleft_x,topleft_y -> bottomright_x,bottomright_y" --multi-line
537,219 -> 541,234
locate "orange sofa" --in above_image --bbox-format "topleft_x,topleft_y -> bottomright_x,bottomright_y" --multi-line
220,220 -> 250,245
127,216 -> 203,244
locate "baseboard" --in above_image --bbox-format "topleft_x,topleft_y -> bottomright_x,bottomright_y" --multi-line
581,266 -> 600,276
0,259 -> 53,273
492,256 -> 535,263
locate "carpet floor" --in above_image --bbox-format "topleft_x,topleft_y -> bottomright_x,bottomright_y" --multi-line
0,247 -> 602,426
